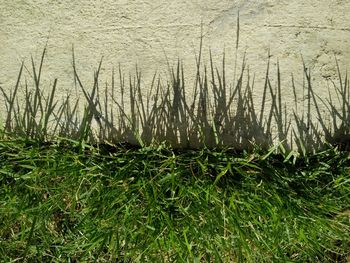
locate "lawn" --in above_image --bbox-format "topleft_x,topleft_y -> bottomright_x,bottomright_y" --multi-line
1,137 -> 349,262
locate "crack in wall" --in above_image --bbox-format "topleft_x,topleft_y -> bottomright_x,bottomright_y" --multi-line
264,24 -> 350,32
102,23 -> 204,31
68,23 -> 206,35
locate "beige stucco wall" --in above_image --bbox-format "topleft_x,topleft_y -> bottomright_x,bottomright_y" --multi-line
1,0 -> 350,86
1,0 -> 350,146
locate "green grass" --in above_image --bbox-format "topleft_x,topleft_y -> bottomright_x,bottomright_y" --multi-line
0,137 -> 349,262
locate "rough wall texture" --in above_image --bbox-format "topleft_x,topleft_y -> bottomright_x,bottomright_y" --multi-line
1,0 -> 349,84
1,0 -> 350,145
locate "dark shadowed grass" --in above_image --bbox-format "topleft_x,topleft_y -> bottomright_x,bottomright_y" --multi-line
0,138 -> 349,262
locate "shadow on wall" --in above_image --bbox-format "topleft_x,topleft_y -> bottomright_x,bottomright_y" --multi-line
0,41 -> 349,153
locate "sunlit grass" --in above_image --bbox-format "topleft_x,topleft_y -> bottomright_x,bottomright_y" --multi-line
0,138 -> 349,262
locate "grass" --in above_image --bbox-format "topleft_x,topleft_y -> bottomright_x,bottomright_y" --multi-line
1,26 -> 350,261
0,137 -> 349,262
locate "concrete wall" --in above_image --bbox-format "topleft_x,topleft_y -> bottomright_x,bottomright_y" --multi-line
1,0 -> 350,85
1,0 -> 350,146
